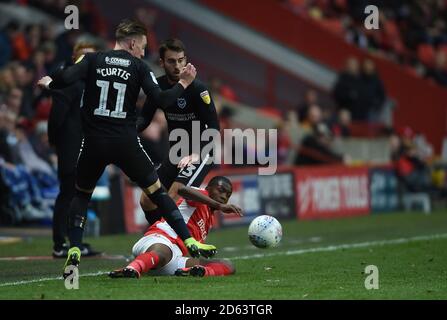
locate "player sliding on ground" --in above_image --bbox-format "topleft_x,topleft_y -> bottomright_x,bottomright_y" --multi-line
109,176 -> 242,278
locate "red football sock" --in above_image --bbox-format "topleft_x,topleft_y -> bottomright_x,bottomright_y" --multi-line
127,252 -> 160,274
203,262 -> 233,276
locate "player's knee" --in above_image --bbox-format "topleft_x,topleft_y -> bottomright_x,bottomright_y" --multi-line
147,187 -> 178,215
157,253 -> 170,267
147,244 -> 172,267
141,175 -> 162,196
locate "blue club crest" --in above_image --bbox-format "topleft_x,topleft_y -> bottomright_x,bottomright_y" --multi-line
177,98 -> 187,109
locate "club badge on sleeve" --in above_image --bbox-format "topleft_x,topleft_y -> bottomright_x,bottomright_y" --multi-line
200,90 -> 211,105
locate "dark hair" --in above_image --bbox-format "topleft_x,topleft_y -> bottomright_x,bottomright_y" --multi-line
208,176 -> 232,188
115,19 -> 147,41
159,38 -> 186,60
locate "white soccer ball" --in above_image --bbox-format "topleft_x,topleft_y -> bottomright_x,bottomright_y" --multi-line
248,215 -> 282,248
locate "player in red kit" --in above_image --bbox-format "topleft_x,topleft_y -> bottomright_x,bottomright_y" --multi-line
109,176 -> 242,278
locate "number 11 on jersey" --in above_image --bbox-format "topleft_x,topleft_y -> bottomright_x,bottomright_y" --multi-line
94,80 -> 127,119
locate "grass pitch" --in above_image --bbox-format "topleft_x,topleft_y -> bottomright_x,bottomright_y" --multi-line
0,211 -> 447,300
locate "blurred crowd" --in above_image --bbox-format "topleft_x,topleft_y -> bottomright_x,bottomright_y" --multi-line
0,1 -> 246,224
284,0 -> 447,87
0,1 -> 445,225
0,0 -> 109,224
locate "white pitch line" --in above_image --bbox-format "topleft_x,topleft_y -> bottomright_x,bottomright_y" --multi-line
229,233 -> 447,260
0,271 -> 108,288
1,233 -> 446,288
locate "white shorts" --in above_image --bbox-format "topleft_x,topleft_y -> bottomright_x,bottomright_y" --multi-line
132,233 -> 189,276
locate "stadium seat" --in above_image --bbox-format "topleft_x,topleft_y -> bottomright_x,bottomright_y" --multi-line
319,19 -> 344,37
348,122 -> 386,138
417,44 -> 436,67
402,192 -> 432,214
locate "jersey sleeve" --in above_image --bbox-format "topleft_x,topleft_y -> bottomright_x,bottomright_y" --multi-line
194,83 -> 220,131
139,61 -> 185,108
49,53 -> 91,89
137,96 -> 158,133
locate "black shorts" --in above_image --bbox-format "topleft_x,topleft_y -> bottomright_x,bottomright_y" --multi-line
75,135 -> 157,191
157,153 -> 214,189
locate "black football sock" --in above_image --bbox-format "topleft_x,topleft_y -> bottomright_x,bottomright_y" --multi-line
68,190 -> 92,249
147,188 -> 191,241
143,208 -> 163,226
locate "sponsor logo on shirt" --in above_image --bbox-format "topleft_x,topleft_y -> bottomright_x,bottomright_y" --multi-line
105,56 -> 131,67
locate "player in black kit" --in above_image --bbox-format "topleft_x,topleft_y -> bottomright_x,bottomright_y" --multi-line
48,40 -> 101,258
37,20 -> 217,277
137,39 -> 220,225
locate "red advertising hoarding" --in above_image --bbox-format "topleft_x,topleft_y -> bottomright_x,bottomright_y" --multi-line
121,165 -> 373,233
295,166 -> 370,220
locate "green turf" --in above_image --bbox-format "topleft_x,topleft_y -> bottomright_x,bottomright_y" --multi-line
0,211 -> 447,299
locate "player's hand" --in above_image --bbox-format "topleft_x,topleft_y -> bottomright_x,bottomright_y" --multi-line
178,153 -> 200,169
218,204 -> 243,216
179,63 -> 196,88
37,76 -> 53,89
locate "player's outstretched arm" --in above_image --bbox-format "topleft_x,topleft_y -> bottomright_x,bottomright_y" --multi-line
178,186 -> 243,216
37,54 -> 90,90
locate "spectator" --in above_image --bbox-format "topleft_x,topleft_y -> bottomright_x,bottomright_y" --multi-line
295,123 -> 345,166
276,121 -> 292,165
25,24 -> 43,54
285,0 -> 447,83
0,22 -> 20,67
10,63 -> 35,118
29,120 -> 56,169
331,109 -> 352,138
426,51 -> 447,86
209,76 -> 238,102
0,66 -> 16,96
299,103 -> 323,138
135,7 -> 160,62
390,128 -> 433,193
296,88 -> 318,121
360,59 -> 386,122
345,16 -> 369,49
0,108 -> 21,164
5,87 -> 23,116
333,57 -> 363,120
15,123 -> 55,176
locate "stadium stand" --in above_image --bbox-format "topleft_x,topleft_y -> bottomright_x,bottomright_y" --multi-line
0,0 -> 446,228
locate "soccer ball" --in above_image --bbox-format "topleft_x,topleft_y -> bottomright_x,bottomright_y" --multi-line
248,215 -> 282,248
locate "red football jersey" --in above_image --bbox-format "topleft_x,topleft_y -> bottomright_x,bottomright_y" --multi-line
144,189 -> 215,256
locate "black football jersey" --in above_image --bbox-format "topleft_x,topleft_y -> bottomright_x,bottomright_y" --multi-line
49,50 -> 185,137
138,75 -> 220,150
